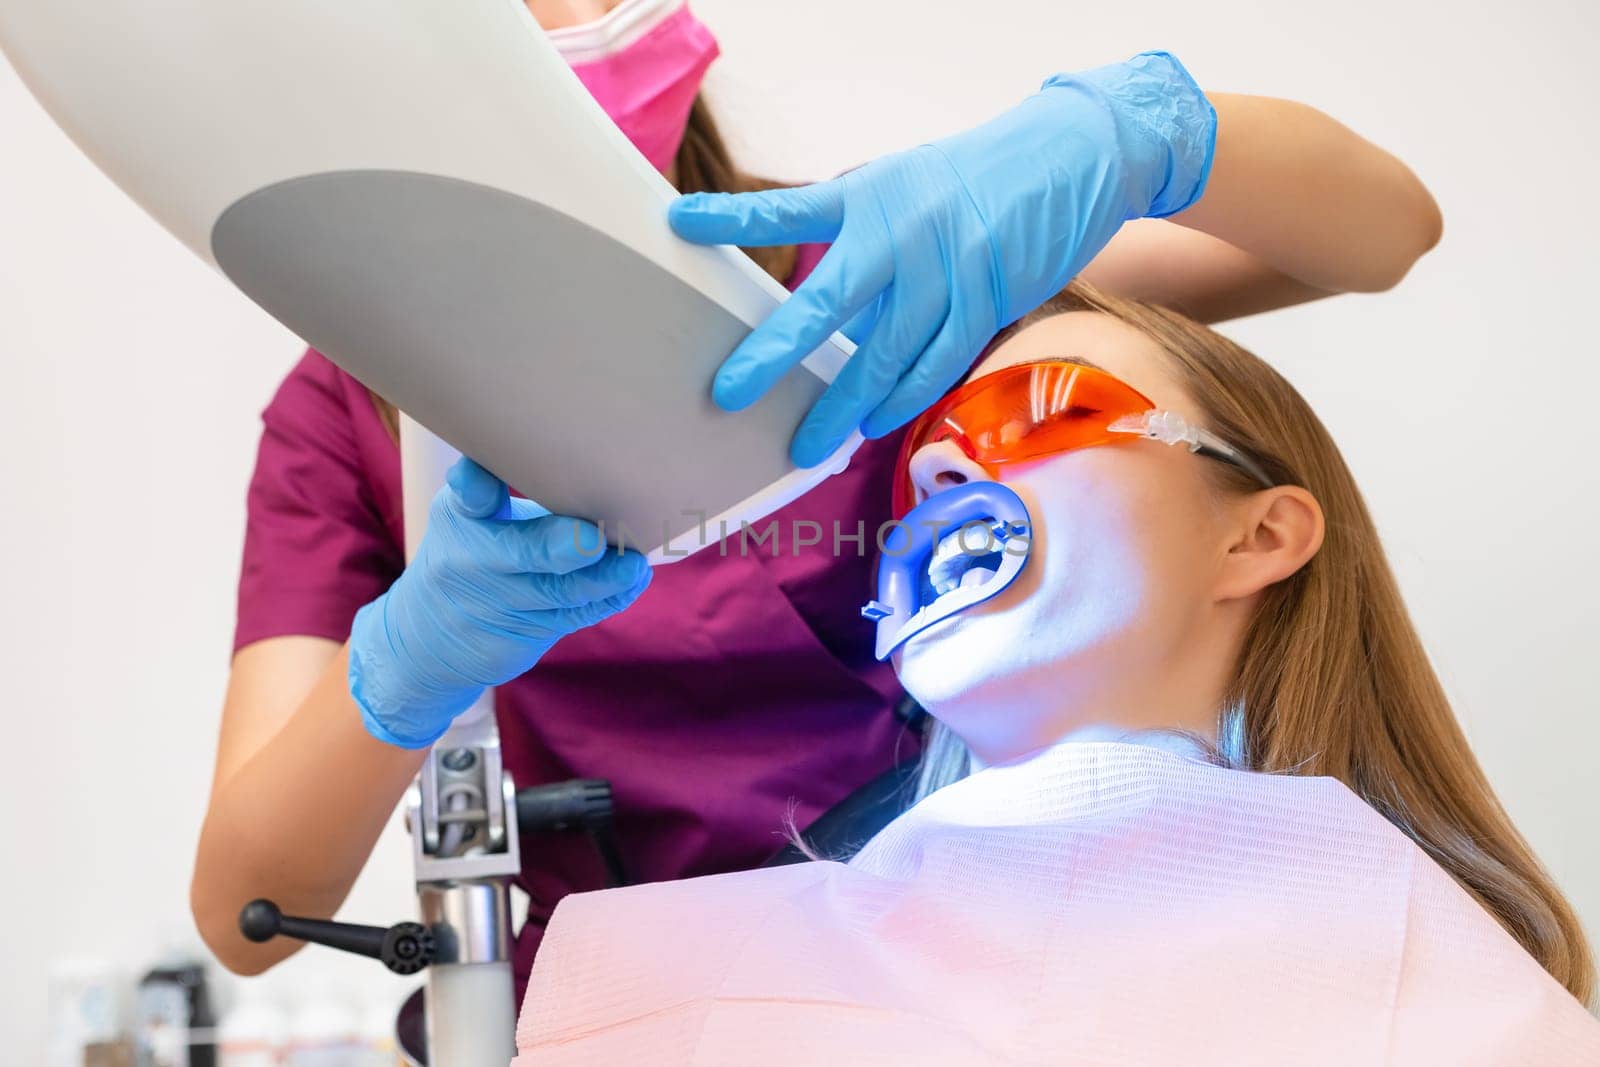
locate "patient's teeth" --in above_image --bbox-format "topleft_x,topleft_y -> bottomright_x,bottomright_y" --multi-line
927,520 -> 1006,606
959,568 -> 989,591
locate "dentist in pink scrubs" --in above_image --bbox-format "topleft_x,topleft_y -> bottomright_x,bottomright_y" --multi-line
191,0 -> 1447,1008
195,0 -> 906,998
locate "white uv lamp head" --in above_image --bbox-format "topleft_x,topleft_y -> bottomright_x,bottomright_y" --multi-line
0,0 -> 859,562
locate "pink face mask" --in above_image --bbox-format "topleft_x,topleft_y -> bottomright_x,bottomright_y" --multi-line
547,0 -> 720,175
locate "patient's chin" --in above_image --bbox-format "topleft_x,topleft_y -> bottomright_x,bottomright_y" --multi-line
896,612 -> 1020,718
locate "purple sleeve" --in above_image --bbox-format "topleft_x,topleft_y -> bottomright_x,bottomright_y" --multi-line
233,350 -> 404,652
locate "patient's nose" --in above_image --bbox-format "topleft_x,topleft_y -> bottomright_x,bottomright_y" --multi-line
906,440 -> 991,510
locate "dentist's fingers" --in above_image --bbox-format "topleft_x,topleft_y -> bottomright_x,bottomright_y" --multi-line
498,496 -> 554,522
530,576 -> 655,634
491,515 -> 627,577
506,548 -> 653,611
839,296 -> 884,347
446,456 -> 509,519
669,181 -> 847,248
861,272 -> 990,439
711,241 -> 889,412
790,237 -> 951,467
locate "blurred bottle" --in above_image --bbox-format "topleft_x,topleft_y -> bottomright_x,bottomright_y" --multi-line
48,958 -> 131,1067
135,956 -> 216,1067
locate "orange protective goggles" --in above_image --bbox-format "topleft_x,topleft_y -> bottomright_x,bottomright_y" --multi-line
891,359 -> 1276,518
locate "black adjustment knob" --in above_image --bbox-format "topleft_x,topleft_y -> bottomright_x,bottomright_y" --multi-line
380,922 -> 435,976
237,899 -> 435,976
239,899 -> 283,943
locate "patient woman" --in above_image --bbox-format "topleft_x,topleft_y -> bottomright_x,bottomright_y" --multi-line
510,281 -> 1600,1065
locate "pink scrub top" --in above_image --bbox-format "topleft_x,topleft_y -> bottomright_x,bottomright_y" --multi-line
232,244 -> 922,989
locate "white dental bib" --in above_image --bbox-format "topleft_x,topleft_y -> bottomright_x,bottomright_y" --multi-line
516,741 -> 1600,1065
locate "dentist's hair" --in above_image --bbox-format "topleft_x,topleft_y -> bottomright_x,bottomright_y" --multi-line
917,279 -> 1595,1006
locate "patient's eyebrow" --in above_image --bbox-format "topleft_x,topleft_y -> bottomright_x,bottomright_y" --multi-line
1038,356 -> 1109,373
962,354 -> 1112,388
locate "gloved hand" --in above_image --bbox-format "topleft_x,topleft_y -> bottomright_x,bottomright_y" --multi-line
668,50 -> 1216,468
348,457 -> 652,748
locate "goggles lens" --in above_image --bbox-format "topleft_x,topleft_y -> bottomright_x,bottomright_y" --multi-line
892,361 -> 1155,517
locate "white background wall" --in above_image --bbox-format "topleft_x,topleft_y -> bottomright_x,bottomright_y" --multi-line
3,0 -> 1597,1059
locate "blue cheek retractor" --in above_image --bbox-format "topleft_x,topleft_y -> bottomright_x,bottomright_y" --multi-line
861,481 -> 1033,661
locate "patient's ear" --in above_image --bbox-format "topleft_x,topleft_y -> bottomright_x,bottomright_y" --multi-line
1214,486 -> 1324,602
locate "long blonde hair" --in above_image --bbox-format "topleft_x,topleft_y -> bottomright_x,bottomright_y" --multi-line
917,279 -> 1596,1005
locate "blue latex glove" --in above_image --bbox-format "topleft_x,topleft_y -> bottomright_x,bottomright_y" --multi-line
348,457 -> 652,748
668,50 -> 1216,468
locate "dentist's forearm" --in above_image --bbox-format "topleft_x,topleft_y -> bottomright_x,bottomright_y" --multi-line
1171,93 -> 1443,292
191,644 -> 426,974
